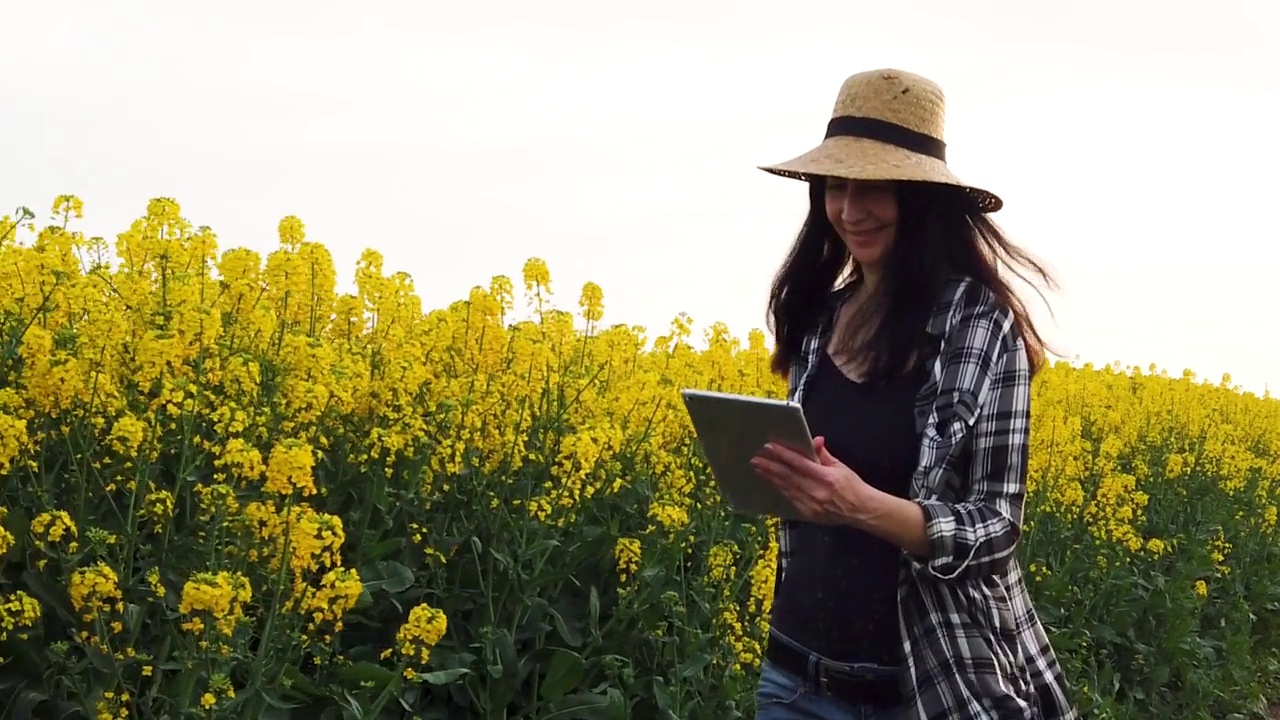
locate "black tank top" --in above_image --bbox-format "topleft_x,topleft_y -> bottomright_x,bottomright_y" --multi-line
768,349 -> 924,665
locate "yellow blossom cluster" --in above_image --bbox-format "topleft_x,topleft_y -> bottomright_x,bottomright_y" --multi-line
238,501 -> 345,581
32,510 -> 79,553
178,571 -> 252,636
263,439 -> 318,497
68,563 -> 122,623
614,538 -> 641,583
0,590 -> 41,648
288,566 -> 364,641
394,602 -> 449,671
1,196 -> 1279,718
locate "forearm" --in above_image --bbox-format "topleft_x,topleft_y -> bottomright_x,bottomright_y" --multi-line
848,486 -> 932,559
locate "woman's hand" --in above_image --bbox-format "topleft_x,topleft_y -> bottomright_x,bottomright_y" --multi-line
750,437 -> 934,558
749,437 -> 870,526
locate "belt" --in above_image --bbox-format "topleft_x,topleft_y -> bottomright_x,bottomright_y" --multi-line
764,632 -> 904,707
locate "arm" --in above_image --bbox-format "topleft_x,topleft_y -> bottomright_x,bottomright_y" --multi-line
851,487 -> 932,558
918,303 -> 1029,581
917,340 -> 1027,581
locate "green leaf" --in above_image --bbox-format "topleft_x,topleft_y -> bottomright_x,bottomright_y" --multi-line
124,602 -> 143,633
258,706 -> 295,720
539,648 -> 586,702
171,667 -> 202,713
37,698 -> 82,720
20,570 -> 73,624
542,692 -> 614,719
84,642 -> 116,673
363,537 -> 406,563
488,547 -> 514,573
370,465 -> 389,512
361,561 -> 415,594
652,677 -> 676,712
2,505 -> 30,558
588,585 -> 600,633
337,661 -> 397,687
515,598 -> 551,642
525,538 -> 563,556
496,628 -> 519,673
419,668 -> 469,685
8,686 -> 47,719
678,653 -> 712,679
256,687 -> 305,711
547,604 -> 584,648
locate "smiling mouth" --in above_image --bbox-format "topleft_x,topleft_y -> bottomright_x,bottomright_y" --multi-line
846,226 -> 887,236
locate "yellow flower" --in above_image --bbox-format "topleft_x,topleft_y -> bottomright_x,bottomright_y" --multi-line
179,571 -> 252,636
8,195 -> 1280,718
707,541 -> 738,584
263,440 -> 318,497
108,413 -> 149,457
289,567 -> 364,639
395,603 -> 448,667
615,537 -> 641,582
0,403 -> 27,474
140,490 -> 175,525
31,510 -> 79,551
69,563 -> 121,622
0,515 -> 13,557
578,281 -> 605,325
0,590 -> 41,643
521,257 -> 552,297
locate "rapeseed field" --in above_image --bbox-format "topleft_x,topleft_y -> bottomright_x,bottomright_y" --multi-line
1,197 -> 1278,719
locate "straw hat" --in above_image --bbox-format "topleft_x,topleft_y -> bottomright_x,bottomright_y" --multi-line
759,69 -> 1002,213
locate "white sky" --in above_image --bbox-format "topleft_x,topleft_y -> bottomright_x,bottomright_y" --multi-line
4,0 -> 1278,394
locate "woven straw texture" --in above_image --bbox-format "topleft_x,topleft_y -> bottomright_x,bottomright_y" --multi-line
759,69 -> 1003,213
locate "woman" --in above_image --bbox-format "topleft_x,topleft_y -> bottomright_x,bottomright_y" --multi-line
747,69 -> 1079,720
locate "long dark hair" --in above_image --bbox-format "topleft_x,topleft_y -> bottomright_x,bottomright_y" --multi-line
766,179 -> 1057,382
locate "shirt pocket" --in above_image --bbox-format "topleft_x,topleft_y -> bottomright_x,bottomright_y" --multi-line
936,388 -> 980,435
915,390 -> 980,502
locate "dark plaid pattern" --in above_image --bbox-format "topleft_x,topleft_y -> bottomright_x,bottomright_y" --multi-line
779,275 -> 1079,720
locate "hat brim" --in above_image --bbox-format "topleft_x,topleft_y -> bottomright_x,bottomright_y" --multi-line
758,136 -> 1003,213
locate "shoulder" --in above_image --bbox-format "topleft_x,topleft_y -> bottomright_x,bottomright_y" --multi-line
930,274 -> 1021,355
926,276 -> 1031,423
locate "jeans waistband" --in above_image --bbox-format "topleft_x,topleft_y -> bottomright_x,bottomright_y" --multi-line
765,628 -> 903,707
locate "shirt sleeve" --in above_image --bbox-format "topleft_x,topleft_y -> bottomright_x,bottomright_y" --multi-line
911,299 -> 1030,582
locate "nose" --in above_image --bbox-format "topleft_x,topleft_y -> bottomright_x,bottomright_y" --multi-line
837,185 -> 869,224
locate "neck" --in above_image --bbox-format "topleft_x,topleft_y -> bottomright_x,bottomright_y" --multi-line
859,263 -> 883,290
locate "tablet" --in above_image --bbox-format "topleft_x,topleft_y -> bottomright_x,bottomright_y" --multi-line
680,388 -> 818,521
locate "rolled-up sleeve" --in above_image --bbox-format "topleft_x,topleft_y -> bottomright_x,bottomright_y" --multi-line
911,300 -> 1030,582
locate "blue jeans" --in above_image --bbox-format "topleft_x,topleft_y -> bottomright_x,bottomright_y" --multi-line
755,660 -> 906,720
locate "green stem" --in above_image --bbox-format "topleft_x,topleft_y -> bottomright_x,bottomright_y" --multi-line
364,664 -> 407,719
243,495 -> 298,718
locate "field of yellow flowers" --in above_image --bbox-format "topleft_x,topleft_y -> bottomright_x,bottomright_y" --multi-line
1,196 -> 1279,720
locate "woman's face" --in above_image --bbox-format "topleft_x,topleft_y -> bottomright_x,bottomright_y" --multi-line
823,177 -> 899,272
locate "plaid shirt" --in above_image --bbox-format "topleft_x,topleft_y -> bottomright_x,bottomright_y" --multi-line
779,275 -> 1079,720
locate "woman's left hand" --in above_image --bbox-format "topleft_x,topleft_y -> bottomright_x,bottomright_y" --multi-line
750,437 -> 871,526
